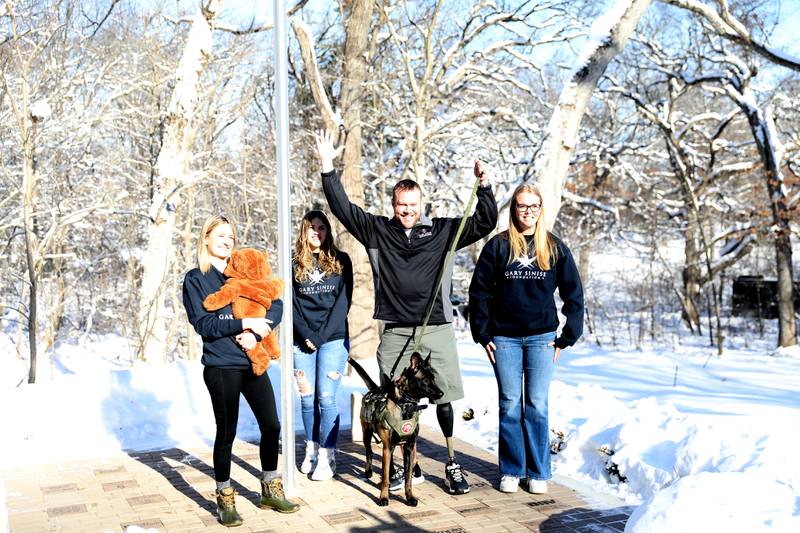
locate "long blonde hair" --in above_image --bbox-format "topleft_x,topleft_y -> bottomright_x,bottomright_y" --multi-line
293,210 -> 342,282
507,184 -> 557,270
197,215 -> 237,273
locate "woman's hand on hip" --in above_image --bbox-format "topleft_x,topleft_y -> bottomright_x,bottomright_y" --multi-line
484,341 -> 496,364
236,332 -> 257,351
305,339 -> 317,351
549,342 -> 561,364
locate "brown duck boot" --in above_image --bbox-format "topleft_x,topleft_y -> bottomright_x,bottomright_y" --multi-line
259,477 -> 300,513
215,487 -> 243,527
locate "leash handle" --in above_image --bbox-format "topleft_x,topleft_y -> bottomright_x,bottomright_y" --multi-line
411,175 -> 481,355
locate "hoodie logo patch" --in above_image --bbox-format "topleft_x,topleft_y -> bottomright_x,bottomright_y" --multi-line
308,267 -> 325,285
415,228 -> 432,239
299,267 -> 337,295
506,256 -> 546,280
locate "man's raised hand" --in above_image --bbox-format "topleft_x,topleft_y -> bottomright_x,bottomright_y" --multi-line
314,129 -> 345,173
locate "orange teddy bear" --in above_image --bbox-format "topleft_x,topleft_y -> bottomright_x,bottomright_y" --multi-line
202,248 -> 284,376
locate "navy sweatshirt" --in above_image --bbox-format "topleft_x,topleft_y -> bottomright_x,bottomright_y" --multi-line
322,170 -> 497,324
182,265 -> 284,368
292,250 -> 353,350
468,232 -> 584,349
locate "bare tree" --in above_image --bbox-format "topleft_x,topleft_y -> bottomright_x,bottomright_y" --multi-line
535,0 -> 653,228
704,53 -> 797,346
137,0 -> 223,363
1,0 -> 114,381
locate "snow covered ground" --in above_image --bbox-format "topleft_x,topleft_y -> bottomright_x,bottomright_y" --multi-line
2,322 -> 799,532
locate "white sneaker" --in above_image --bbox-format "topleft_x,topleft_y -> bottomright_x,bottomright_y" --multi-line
499,475 -> 519,493
300,441 -> 317,474
311,447 -> 335,481
527,479 -> 548,494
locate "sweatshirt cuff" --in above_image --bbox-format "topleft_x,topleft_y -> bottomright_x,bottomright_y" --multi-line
554,337 -> 572,349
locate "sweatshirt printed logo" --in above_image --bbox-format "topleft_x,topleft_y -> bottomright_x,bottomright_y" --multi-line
300,267 -> 336,295
506,256 -> 546,280
415,228 -> 432,239
308,267 -> 325,285
218,313 -> 234,320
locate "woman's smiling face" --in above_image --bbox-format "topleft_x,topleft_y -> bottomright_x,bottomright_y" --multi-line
205,223 -> 235,260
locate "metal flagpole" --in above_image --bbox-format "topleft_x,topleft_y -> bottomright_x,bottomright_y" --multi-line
272,0 -> 295,494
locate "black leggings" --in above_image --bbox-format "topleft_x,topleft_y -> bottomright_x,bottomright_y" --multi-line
203,366 -> 281,481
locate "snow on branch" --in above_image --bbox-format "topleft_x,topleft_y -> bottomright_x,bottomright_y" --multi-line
291,18 -> 343,131
562,189 -> 620,223
535,0 -> 653,229
659,0 -> 800,72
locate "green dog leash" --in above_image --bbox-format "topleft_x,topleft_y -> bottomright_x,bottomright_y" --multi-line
410,175 -> 482,356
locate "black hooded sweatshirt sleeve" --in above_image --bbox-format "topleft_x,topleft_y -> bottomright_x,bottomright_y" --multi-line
468,233 -> 583,349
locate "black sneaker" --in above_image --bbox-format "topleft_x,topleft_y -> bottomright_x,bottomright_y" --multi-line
445,460 -> 470,494
389,463 -> 425,492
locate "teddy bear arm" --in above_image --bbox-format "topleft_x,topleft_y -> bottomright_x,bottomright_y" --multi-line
203,282 -> 240,311
251,279 -> 284,300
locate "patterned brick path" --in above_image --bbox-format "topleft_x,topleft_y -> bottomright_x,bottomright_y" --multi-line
3,426 -> 632,532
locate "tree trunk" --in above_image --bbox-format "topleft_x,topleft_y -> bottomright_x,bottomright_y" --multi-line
22,95 -> 38,384
292,0 -> 379,360
338,0 -> 379,360
727,86 -> 797,347
535,0 -> 653,227
682,211 -> 702,334
137,4 -> 222,362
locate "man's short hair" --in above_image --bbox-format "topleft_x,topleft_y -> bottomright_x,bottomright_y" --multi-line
392,179 -> 422,205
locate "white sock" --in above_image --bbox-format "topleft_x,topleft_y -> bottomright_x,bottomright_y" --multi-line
262,470 -> 280,482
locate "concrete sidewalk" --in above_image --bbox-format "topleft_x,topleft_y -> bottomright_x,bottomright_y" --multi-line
2,426 -> 633,532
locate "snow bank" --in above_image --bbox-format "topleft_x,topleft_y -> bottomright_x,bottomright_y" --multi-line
625,472 -> 799,532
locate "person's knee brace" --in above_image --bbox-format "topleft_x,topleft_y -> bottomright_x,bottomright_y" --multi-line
436,402 -> 454,438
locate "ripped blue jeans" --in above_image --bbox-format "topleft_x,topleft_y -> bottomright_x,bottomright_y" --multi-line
293,339 -> 348,449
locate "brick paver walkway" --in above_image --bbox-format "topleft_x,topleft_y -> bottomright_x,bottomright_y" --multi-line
3,427 -> 632,532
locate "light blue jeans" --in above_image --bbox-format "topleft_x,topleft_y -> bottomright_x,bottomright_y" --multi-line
293,339 -> 348,449
492,332 -> 556,480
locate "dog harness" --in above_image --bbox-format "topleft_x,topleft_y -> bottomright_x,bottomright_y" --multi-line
362,390 -> 419,439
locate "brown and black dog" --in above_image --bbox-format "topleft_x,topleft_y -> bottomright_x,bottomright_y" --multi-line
348,353 -> 443,506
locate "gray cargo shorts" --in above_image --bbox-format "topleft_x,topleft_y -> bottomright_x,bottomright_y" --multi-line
376,323 -> 463,405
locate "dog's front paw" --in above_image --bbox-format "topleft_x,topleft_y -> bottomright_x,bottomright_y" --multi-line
378,497 -> 389,507
406,497 -> 418,507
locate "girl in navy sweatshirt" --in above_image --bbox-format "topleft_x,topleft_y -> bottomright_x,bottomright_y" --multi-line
468,184 -> 584,496
182,215 -> 299,526
291,210 -> 353,481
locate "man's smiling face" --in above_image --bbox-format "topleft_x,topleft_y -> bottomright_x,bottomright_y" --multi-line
393,188 -> 422,229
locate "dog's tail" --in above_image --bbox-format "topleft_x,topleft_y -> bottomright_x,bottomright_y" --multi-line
347,357 -> 379,392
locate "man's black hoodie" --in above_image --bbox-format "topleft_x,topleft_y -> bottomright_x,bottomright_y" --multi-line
322,170 -> 497,325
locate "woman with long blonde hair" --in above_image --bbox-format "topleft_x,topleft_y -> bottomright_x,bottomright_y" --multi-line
468,184 -> 584,495
182,215 -> 299,526
291,210 -> 353,480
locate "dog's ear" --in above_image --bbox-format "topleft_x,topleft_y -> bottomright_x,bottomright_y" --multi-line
415,404 -> 429,412
409,351 -> 422,370
424,352 -> 432,367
